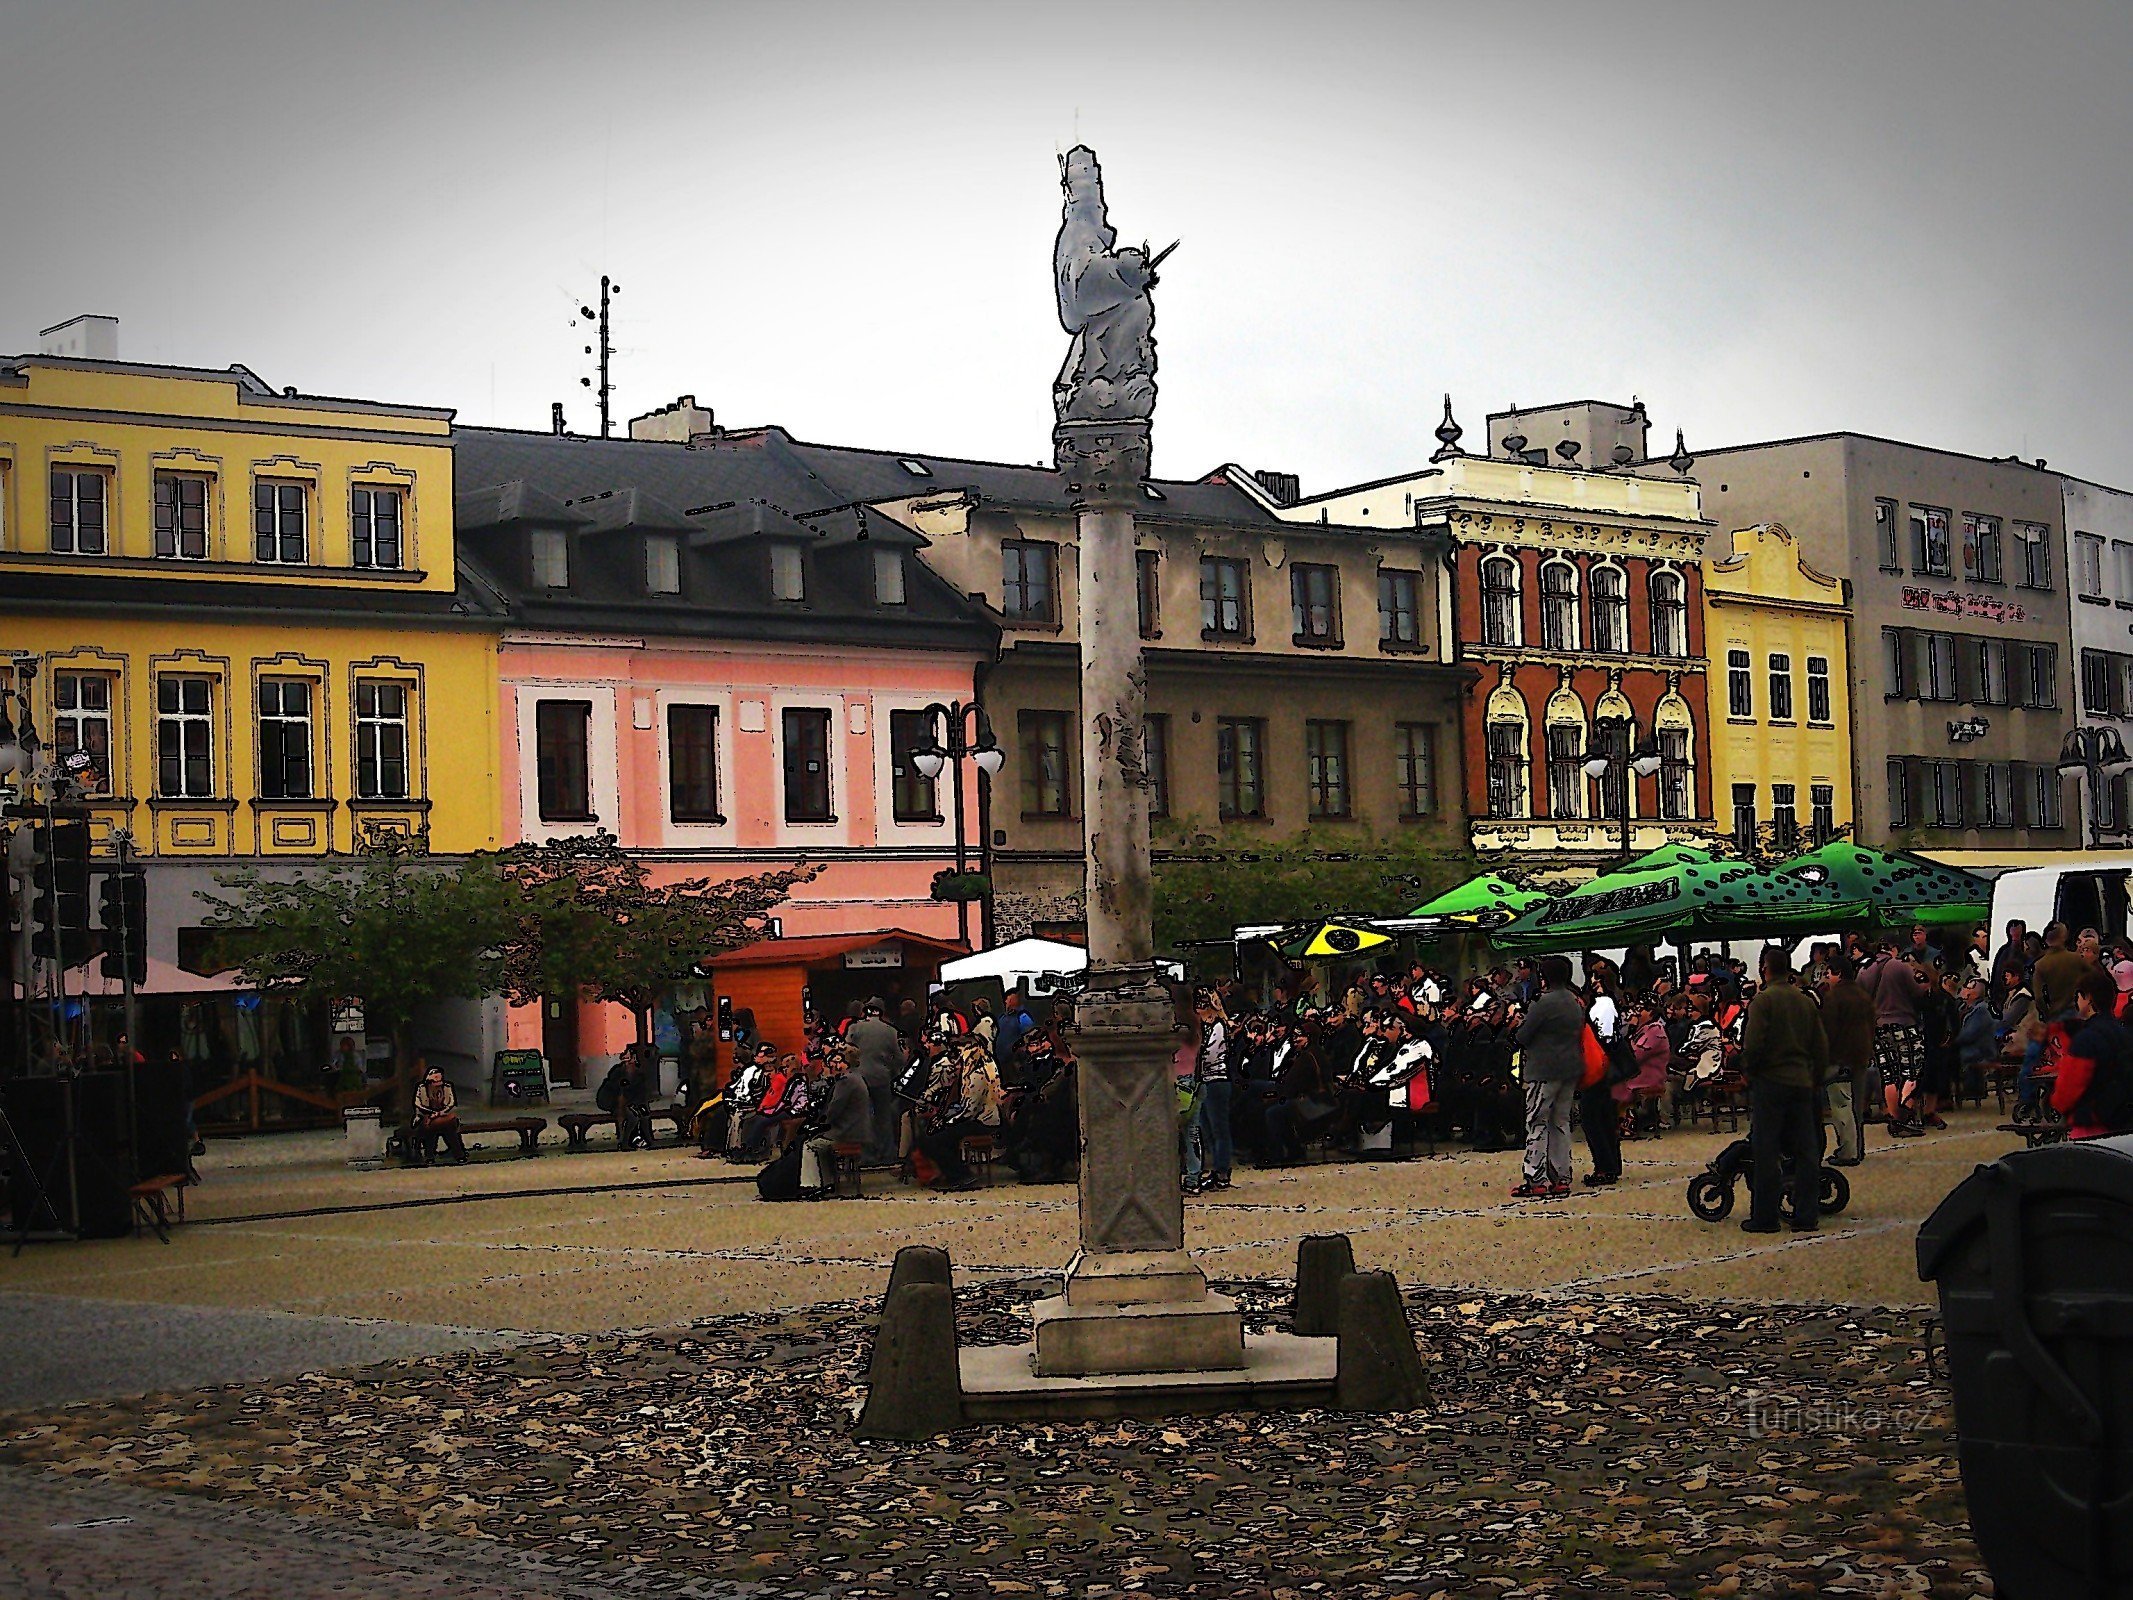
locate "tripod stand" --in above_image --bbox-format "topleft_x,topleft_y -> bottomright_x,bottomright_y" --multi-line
0,1099 -> 73,1255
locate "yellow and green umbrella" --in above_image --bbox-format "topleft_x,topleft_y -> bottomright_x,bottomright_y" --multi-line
1406,873 -> 1548,929
1275,919 -> 1395,961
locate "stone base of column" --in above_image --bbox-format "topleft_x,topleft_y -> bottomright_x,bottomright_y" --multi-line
1031,1289 -> 1246,1377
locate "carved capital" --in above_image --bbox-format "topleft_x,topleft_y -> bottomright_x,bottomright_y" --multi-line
1055,422 -> 1152,509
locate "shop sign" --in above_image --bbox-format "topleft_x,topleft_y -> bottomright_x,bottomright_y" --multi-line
844,947 -> 903,970
1900,587 -> 2027,624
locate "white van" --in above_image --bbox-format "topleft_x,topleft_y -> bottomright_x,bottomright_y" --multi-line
1988,855 -> 2133,947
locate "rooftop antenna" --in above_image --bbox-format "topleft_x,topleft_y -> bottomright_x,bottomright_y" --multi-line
573,275 -> 621,437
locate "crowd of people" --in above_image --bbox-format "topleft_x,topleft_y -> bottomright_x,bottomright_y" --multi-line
657,916 -> 2133,1209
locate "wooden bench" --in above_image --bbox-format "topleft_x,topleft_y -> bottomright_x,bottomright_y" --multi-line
832,1141 -> 867,1199
557,1106 -> 689,1152
396,1115 -> 546,1161
1998,1120 -> 2068,1149
128,1173 -> 191,1243
959,1133 -> 997,1187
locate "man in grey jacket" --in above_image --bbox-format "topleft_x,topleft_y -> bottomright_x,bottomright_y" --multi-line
801,1050 -> 874,1196
844,999 -> 905,1165
1512,955 -> 1587,1198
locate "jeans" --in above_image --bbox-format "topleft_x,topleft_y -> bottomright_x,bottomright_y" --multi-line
1748,1078 -> 1821,1229
1522,1079 -> 1576,1185
1578,1082 -> 1620,1180
1197,1079 -> 1234,1179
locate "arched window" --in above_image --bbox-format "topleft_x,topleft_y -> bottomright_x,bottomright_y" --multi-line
1654,693 -> 1695,821
1649,569 -> 1688,658
1592,563 -> 1630,653
1483,680 -> 1529,818
1592,686 -> 1636,821
1480,554 -> 1521,646
1539,560 -> 1580,651
1545,683 -> 1588,819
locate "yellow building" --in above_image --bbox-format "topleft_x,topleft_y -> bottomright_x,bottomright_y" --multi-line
1703,522 -> 1853,852
1,324 -> 501,1011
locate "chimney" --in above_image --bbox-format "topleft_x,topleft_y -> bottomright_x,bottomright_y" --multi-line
1252,469 -> 1301,506
551,402 -> 566,436
628,394 -> 719,444
38,314 -> 119,360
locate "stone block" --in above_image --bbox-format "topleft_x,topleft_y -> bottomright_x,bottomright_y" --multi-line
1292,1233 -> 1356,1337
855,1280 -> 963,1442
1061,1248 -> 1209,1307
1334,1270 -> 1432,1413
1031,1292 -> 1246,1377
884,1244 -> 952,1305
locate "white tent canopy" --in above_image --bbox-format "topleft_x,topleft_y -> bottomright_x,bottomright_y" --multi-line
937,938 -> 1185,995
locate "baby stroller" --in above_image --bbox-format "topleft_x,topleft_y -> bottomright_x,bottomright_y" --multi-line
1687,1137 -> 1850,1222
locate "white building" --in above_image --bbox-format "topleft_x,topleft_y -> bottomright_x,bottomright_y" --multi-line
2064,474 -> 2133,842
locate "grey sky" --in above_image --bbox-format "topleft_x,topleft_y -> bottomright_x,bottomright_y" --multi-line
5,0 -> 2129,496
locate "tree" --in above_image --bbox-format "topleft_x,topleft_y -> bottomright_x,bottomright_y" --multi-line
494,831 -> 815,1044
201,840 -> 510,1102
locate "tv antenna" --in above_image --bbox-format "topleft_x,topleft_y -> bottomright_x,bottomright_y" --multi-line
573,275 -> 620,437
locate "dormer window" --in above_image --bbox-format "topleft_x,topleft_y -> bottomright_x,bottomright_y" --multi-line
530,529 -> 569,588
899,458 -> 931,478
770,542 -> 806,602
874,547 -> 906,605
646,534 -> 680,595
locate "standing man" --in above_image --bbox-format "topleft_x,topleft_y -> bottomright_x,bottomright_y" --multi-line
1861,937 -> 1929,1139
1818,956 -> 1876,1167
1989,919 -> 2029,998
844,999 -> 905,1166
2022,921 -> 2096,1121
996,989 -> 1035,1066
1511,955 -> 1585,1200
1739,947 -> 1830,1234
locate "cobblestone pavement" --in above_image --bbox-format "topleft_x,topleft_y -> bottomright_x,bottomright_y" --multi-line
0,1290 -> 527,1409
0,1463 -> 751,1598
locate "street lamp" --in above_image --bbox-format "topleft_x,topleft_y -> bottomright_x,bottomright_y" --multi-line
2057,725 -> 2133,848
1581,715 -> 1664,862
908,700 -> 1004,947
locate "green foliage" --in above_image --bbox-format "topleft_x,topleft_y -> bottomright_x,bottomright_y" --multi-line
1151,823 -> 1479,957
930,870 -> 992,903
494,831 -> 816,1041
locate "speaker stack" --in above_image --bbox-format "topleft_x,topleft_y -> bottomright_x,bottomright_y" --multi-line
3,1073 -> 133,1239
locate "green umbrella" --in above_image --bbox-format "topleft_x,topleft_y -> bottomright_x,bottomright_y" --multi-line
1491,849 -> 1869,954
1771,841 -> 1990,929
1406,872 -> 1547,929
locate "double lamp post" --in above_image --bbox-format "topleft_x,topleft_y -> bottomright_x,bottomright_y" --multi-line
1581,713 -> 1664,861
906,700 -> 1003,947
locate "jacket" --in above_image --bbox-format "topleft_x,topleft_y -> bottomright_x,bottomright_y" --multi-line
1956,999 -> 1996,1069
1741,980 -> 1829,1090
1859,956 -> 1926,1029
1514,988 -> 1588,1086
845,1017 -> 903,1089
822,1072 -> 874,1148
1819,980 -> 1878,1073
2053,1013 -> 2133,1139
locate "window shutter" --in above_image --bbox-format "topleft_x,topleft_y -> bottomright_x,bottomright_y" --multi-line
1954,638 -> 1979,704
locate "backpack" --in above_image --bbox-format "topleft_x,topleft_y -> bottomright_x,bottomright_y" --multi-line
595,1065 -> 625,1113
2074,1057 -> 2133,1134
755,1140 -> 804,1202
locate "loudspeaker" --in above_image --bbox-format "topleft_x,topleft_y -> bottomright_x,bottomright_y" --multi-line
131,1062 -> 194,1181
3,1074 -> 131,1239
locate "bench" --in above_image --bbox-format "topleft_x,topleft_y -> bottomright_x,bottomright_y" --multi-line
128,1173 -> 191,1243
557,1106 -> 690,1152
832,1142 -> 867,1199
395,1115 -> 547,1161
1998,1120 -> 2068,1149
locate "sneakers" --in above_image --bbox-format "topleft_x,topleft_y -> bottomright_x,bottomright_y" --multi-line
1890,1122 -> 1924,1139
1581,1173 -> 1618,1188
1740,1218 -> 1782,1234
1548,1181 -> 1572,1198
1924,1113 -> 1948,1130
1508,1180 -> 1549,1199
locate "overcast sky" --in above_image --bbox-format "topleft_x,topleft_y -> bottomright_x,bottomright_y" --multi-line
5,0 -> 2128,494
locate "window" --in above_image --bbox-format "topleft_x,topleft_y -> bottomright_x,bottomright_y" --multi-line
874,548 -> 907,606
1395,723 -> 1435,818
2032,766 -> 2064,828
1963,514 -> 2002,583
1591,719 -> 1630,820
49,468 -> 108,554
887,708 -> 937,823
1378,569 -> 1420,648
2116,542 -> 2133,604
1930,760 -> 1964,829
351,486 -> 403,570
1291,563 -> 1341,644
1305,720 -> 1351,818
530,529 -> 569,588
667,704 -> 720,822
1019,710 -> 1071,818
1216,717 -> 1265,819
354,680 -> 410,800
1649,570 -> 1688,658
1727,648 -> 1753,718
256,679 -> 314,800
1145,713 -> 1170,818
1887,757 -> 1911,829
253,480 -> 308,564
1979,762 -> 2015,829
1731,782 -> 1757,853
1806,655 -> 1832,724
1658,728 -> 1691,821
2015,521 -> 2052,590
1546,724 -> 1585,819
1976,639 -> 2009,707
1883,629 -> 1910,698
1200,555 -> 1251,639
155,472 -> 209,559
1810,781 -> 1835,844
534,700 -> 592,820
1875,499 -> 1901,571
52,671 -> 113,793
1924,633 -> 1959,702
1591,565 -> 1629,653
156,675 -> 215,798
1485,721 -> 1526,818
1136,549 -> 1160,637
1479,554 -> 1521,646
645,535 -> 680,595
2077,533 -> 2107,598
1539,560 -> 1579,650
2018,642 -> 2058,709
1909,505 -> 1950,577
1768,653 -> 1794,721
780,707 -> 832,822
1001,540 -> 1055,622
1771,782 -> 1799,853
2083,650 -> 2121,717
770,542 -> 807,602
